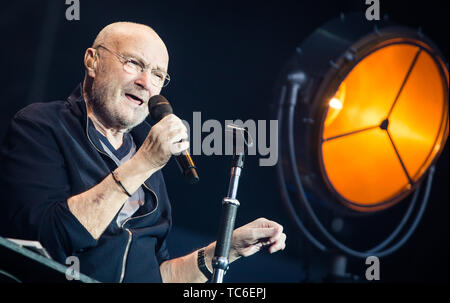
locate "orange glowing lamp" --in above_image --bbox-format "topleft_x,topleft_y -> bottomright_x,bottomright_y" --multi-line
321,42 -> 448,211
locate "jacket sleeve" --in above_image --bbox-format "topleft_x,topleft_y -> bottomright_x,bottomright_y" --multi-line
0,111 -> 97,263
154,171 -> 172,265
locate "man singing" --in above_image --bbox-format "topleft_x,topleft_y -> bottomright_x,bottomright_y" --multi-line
0,22 -> 286,282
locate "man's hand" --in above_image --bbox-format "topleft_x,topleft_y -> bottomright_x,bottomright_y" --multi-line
229,218 -> 287,262
135,114 -> 189,173
160,217 -> 287,283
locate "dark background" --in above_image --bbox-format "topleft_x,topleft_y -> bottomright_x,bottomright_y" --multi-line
0,0 -> 447,283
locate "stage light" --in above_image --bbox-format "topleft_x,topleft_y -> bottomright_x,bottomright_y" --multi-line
322,42 -> 448,211
275,13 -> 448,259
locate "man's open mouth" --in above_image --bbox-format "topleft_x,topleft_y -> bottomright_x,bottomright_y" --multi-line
125,93 -> 144,106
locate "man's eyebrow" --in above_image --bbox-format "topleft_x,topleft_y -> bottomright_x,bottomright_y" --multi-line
121,51 -> 167,72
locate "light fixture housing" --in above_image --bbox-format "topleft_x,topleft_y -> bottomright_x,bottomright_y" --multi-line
320,37 -> 448,212
275,13 -> 448,257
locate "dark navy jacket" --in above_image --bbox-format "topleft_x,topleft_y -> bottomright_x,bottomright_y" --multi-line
0,85 -> 172,282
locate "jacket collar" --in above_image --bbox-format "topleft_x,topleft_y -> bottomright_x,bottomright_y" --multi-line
66,83 -> 152,150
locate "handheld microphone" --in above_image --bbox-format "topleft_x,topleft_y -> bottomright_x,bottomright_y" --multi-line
148,95 -> 199,184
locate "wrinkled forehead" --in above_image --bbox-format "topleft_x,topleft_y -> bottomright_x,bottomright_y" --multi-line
110,28 -> 169,71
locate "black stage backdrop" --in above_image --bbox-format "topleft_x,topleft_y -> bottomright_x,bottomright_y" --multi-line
0,0 -> 448,284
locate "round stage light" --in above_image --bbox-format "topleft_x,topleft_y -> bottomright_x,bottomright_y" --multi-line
275,13 -> 448,257
320,41 -> 448,212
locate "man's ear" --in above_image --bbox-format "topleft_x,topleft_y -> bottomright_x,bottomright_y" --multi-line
84,48 -> 97,78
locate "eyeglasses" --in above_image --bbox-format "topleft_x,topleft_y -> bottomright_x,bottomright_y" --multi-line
95,45 -> 170,88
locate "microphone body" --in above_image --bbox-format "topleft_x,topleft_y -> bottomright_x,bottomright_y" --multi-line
148,95 -> 199,184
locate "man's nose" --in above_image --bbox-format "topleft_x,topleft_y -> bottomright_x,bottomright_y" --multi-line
134,70 -> 160,96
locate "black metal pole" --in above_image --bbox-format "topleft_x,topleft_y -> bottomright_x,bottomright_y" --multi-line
211,153 -> 244,283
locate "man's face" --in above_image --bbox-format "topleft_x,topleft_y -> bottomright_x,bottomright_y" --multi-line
88,30 -> 169,130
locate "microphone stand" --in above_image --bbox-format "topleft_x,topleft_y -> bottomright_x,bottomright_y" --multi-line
211,128 -> 247,283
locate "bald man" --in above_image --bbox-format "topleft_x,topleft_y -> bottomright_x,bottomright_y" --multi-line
0,22 -> 286,282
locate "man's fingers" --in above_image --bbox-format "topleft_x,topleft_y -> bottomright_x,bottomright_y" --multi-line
168,132 -> 188,146
231,218 -> 286,258
269,225 -> 283,243
268,232 -> 287,254
251,226 -> 281,241
165,119 -> 189,155
252,218 -> 283,232
171,140 -> 190,155
157,114 -> 188,143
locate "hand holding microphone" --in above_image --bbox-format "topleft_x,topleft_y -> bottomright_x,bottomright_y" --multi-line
136,95 -> 199,184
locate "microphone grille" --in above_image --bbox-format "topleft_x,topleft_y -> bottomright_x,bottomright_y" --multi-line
149,95 -> 173,122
